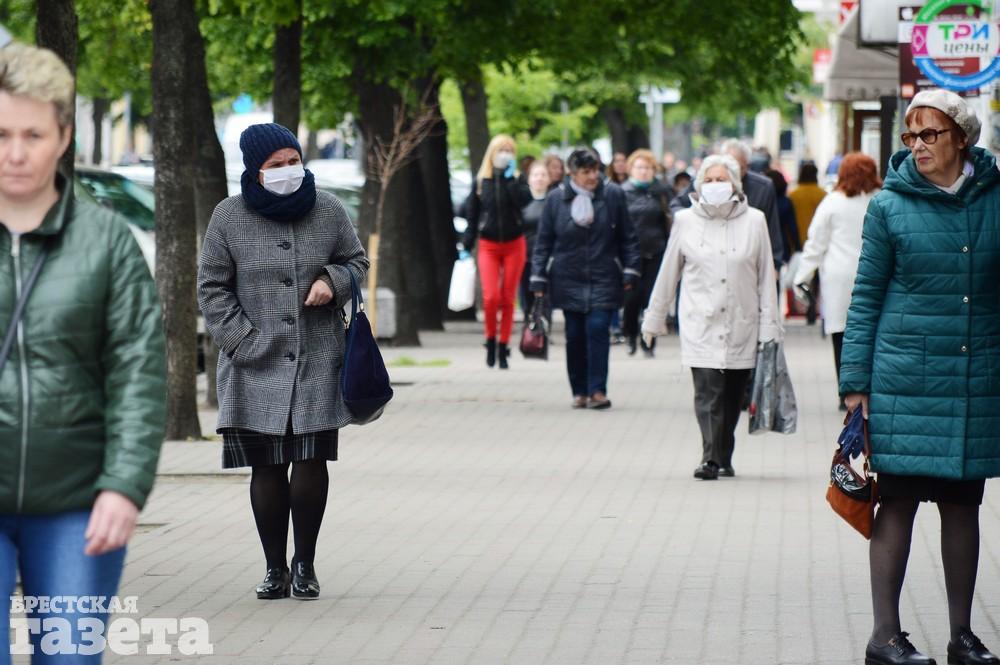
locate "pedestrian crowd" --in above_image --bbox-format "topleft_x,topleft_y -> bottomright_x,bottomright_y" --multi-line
0,40 -> 997,665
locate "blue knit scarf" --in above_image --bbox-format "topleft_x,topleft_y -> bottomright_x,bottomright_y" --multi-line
240,169 -> 318,223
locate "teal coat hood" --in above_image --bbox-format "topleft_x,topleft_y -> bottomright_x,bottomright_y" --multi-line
839,146 -> 1000,480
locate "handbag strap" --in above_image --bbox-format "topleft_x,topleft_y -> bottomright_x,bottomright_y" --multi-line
345,270 -> 363,329
0,238 -> 51,375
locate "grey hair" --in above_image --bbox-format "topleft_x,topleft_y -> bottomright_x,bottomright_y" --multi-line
719,138 -> 751,164
694,154 -> 743,195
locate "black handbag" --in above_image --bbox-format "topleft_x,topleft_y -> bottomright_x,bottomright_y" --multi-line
340,272 -> 393,424
519,297 -> 548,360
0,239 -> 51,374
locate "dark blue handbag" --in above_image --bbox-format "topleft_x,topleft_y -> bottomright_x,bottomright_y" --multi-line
341,272 -> 393,424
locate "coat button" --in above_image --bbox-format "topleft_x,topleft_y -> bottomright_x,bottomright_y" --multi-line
279,241 -> 291,250
721,278 -> 727,283
283,316 -> 295,325
963,296 -> 969,303
285,352 -> 296,361
283,278 -> 294,287
962,246 -> 969,253
961,345 -> 968,353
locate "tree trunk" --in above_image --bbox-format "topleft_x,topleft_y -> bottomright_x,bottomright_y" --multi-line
626,122 -> 650,153
151,0 -> 202,439
603,106 -> 629,157
35,0 -> 77,178
181,0 -> 228,409
272,3 -> 302,134
414,77 -> 454,326
90,97 -> 109,165
354,77 -> 422,345
460,71 -> 489,179
305,129 -> 319,161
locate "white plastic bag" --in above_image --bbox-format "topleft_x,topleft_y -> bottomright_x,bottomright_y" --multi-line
448,256 -> 477,311
780,252 -> 803,290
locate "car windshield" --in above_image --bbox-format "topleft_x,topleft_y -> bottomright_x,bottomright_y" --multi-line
76,170 -> 156,231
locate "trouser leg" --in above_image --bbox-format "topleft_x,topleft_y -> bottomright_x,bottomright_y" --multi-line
719,369 -> 751,468
585,309 -> 613,395
563,311 -> 588,397
17,511 -> 127,663
691,368 -> 726,465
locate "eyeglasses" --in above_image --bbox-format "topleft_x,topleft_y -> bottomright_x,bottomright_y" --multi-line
900,127 -> 953,148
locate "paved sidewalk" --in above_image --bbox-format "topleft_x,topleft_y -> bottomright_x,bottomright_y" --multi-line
68,322 -> 1000,664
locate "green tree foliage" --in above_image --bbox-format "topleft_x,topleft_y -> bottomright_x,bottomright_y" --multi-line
75,0 -> 152,116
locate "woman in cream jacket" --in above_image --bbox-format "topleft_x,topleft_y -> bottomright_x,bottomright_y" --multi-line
642,154 -> 780,480
792,152 -> 881,411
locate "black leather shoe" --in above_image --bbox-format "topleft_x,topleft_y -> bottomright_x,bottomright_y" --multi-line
485,338 -> 497,367
627,337 -> 638,355
948,628 -> 999,664
865,632 -> 936,665
291,561 -> 320,600
718,466 -> 735,478
255,567 -> 290,600
498,343 -> 510,369
694,462 -> 719,480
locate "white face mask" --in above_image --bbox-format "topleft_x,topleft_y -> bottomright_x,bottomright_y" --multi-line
261,164 -> 305,196
700,181 -> 734,205
493,150 -> 515,170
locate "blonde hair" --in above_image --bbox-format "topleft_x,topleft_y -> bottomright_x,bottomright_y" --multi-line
0,42 -> 75,128
626,149 -> 656,172
477,134 -> 517,183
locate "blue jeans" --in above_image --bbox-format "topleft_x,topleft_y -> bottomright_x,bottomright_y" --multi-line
0,511 -> 126,664
563,309 -> 613,396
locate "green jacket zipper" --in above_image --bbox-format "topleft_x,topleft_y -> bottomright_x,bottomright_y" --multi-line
11,234 -> 29,512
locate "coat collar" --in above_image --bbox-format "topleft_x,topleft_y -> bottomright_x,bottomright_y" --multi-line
883,146 -> 1000,204
561,177 -> 605,202
32,173 -> 74,237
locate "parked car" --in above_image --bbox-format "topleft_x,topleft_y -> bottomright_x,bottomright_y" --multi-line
75,166 -> 210,371
75,166 -> 156,271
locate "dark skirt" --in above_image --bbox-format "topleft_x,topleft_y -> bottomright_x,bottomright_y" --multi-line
221,426 -> 338,469
878,472 -> 985,506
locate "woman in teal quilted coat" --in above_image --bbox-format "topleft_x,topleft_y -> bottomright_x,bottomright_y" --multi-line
841,90 -> 1000,665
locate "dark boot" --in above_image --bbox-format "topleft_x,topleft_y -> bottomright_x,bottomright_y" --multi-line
498,343 -> 510,369
627,336 -> 638,355
640,335 -> 655,358
485,338 -> 496,367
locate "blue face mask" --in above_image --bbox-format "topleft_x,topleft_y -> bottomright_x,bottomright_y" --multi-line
629,177 -> 652,189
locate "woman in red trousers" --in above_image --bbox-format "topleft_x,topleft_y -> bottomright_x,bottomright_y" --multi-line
461,134 -> 529,368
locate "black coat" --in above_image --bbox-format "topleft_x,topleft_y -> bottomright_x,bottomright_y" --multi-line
622,180 -> 672,259
530,181 -> 641,313
461,175 -> 527,246
670,170 -> 784,268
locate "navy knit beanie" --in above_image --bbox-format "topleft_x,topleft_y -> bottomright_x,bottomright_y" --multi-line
239,123 -> 303,177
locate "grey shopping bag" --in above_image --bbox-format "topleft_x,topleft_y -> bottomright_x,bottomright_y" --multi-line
748,340 -> 798,435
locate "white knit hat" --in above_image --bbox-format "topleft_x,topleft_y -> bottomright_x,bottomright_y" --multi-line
906,89 -> 981,145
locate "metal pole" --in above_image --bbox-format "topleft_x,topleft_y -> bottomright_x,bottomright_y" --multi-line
878,95 -> 897,178
651,102 -> 664,162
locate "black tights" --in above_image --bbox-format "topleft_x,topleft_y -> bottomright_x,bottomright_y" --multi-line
250,460 -> 330,570
870,498 -> 980,644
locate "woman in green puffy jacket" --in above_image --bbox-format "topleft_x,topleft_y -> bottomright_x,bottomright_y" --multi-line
0,44 -> 166,663
841,90 -> 1000,665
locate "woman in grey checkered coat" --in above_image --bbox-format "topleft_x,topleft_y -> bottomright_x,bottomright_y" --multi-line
197,123 -> 368,601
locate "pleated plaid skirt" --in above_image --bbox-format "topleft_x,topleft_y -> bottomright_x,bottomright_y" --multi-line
221,424 -> 338,468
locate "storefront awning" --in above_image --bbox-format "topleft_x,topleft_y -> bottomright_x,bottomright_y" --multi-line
824,7 -> 898,102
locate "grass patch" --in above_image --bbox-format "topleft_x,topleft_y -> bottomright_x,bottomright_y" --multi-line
389,356 -> 451,368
